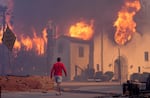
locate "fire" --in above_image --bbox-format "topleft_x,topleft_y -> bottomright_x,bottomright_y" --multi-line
14,39 -> 21,50
0,1 -> 50,56
69,20 -> 94,40
0,29 -> 2,43
32,30 -> 46,55
20,35 -> 33,51
0,26 -> 47,55
0,27 -> 48,56
113,0 -> 141,45
13,28 -> 47,55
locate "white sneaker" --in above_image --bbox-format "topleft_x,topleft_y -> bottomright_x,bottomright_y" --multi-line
56,92 -> 61,96
60,91 -> 63,95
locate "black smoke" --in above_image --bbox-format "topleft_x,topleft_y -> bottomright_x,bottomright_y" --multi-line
13,0 -> 124,37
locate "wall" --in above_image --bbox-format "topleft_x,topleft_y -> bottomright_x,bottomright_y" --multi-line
94,31 -> 150,81
70,42 -> 90,80
53,37 -> 71,80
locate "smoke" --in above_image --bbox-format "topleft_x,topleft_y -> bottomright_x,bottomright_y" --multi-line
0,0 -> 10,6
136,0 -> 150,35
0,0 -> 14,26
0,0 -> 14,12
13,0 -> 123,36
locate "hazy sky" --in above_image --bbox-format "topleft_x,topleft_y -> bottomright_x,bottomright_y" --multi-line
12,0 -> 123,36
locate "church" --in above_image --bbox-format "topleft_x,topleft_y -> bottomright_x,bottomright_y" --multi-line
50,0 -> 150,82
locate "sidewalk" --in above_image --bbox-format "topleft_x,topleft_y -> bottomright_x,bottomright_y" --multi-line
62,81 -> 122,94
1,82 -> 123,98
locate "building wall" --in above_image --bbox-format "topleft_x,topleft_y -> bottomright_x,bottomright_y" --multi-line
53,37 -> 71,80
70,42 -> 90,80
93,34 -> 118,73
53,37 -> 90,80
93,34 -> 101,72
94,32 -> 150,81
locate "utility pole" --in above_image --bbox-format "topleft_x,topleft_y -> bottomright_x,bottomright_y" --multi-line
118,47 -> 121,85
101,28 -> 104,73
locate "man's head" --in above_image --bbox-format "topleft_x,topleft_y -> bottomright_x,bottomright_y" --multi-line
57,57 -> 61,62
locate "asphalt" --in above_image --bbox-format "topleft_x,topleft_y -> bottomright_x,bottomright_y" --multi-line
1,81 -> 125,98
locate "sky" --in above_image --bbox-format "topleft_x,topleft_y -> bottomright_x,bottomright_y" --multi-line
12,0 -> 123,36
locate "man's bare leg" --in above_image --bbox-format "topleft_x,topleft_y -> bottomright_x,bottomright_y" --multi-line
56,82 -> 61,95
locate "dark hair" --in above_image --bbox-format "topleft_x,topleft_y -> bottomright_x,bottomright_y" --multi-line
57,57 -> 61,62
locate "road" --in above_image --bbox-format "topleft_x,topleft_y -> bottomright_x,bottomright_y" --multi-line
1,81 -> 124,98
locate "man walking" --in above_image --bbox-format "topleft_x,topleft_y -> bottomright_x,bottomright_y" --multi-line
50,57 -> 67,95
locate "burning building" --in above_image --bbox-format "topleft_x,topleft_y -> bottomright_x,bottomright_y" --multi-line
51,0 -> 150,82
53,36 -> 90,80
1,0 -> 150,82
94,0 -> 150,83
51,20 -> 94,80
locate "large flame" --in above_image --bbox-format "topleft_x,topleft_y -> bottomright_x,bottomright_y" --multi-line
0,0 -> 48,56
113,0 -> 141,45
0,26 -> 47,55
13,28 -> 47,55
69,20 -> 94,40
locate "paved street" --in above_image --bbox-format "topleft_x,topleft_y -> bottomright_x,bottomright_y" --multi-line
1,82 -> 124,98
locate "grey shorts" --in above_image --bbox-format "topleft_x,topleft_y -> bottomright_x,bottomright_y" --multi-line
54,76 -> 62,83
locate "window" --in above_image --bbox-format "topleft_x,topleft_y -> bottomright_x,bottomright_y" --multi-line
79,46 -> 84,57
144,51 -> 149,61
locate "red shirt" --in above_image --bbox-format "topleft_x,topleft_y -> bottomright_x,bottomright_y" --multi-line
50,62 -> 67,78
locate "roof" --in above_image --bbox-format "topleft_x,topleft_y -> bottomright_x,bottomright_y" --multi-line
57,35 -> 91,44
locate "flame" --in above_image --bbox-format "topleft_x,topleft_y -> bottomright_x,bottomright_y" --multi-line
20,35 -> 33,51
32,29 -> 45,55
13,28 -> 47,55
0,26 -> 47,55
69,20 -> 94,40
0,0 -> 49,55
42,28 -> 48,43
14,39 -> 21,50
0,29 -> 2,43
113,0 -> 141,45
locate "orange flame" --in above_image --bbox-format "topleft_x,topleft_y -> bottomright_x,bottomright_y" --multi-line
0,24 -> 48,56
113,0 -> 141,45
69,20 -> 94,40
0,29 -> 2,44
0,1 -> 48,55
13,28 -> 47,55
14,39 -> 21,50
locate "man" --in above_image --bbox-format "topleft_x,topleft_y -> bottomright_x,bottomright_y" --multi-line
50,57 -> 67,95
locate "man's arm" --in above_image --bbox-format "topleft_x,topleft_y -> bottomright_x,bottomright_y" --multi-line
50,66 -> 54,79
62,64 -> 67,77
